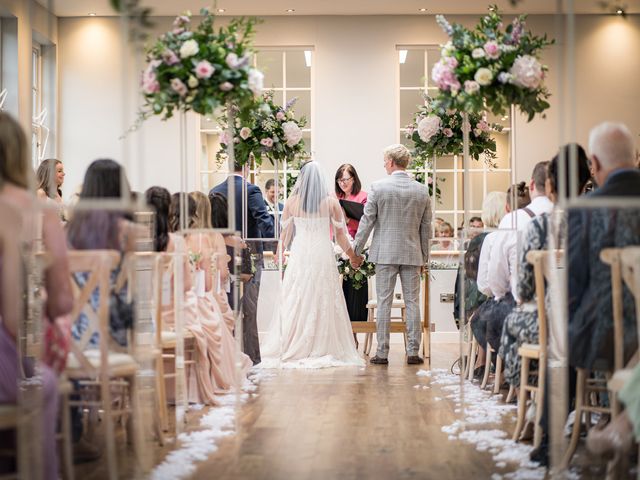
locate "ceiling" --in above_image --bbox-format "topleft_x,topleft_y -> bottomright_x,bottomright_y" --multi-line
35,0 -> 640,17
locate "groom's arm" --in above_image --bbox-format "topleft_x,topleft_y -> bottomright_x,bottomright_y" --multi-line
419,194 -> 431,264
353,186 -> 378,256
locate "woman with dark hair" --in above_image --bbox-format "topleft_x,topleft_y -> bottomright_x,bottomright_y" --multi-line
66,159 -> 136,348
36,158 -> 66,221
335,164 -> 368,341
0,112 -> 73,479
506,181 -> 531,212
145,186 -> 171,253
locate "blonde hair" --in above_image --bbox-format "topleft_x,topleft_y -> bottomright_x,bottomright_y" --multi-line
588,121 -> 635,169
383,144 -> 411,168
481,191 -> 508,228
190,191 -> 212,229
0,112 -> 32,190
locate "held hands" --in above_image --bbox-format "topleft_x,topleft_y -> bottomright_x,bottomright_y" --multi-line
350,253 -> 364,269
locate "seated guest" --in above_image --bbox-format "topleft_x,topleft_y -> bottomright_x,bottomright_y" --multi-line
435,221 -> 454,250
506,182 -> 531,212
500,144 -> 591,389
66,159 -> 137,349
0,112 -> 73,479
568,122 -> 640,375
483,162 -> 553,353
465,191 -> 507,376
36,158 -> 67,222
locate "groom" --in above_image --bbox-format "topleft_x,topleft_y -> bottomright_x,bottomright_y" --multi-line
352,144 -> 431,365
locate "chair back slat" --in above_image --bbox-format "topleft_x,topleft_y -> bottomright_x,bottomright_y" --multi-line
153,253 -> 174,346
620,246 -> 640,363
67,250 -> 121,376
600,248 -> 625,372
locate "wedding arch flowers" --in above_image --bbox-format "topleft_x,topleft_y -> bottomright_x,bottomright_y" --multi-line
216,92 -> 308,167
431,5 -> 554,121
140,8 -> 263,120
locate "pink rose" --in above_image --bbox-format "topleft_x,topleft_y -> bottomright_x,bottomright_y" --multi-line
464,80 -> 480,95
276,111 -> 286,121
473,128 -> 482,137
443,128 -> 454,137
476,120 -> 490,132
431,57 -> 461,93
172,27 -> 185,35
484,41 -> 500,60
194,60 -> 215,79
170,78 -> 188,97
239,127 -> 252,140
260,138 -> 274,148
173,15 -> 190,27
220,82 -> 234,91
427,176 -> 434,185
162,49 -> 180,66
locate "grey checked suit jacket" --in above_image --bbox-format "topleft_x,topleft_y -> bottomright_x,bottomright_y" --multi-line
353,172 -> 431,266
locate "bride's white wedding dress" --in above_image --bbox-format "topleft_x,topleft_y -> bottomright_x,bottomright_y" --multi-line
258,164 -> 365,369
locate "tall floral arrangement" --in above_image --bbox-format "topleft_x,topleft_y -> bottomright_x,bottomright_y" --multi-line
216,92 -> 308,167
139,9 -> 263,120
406,95 -> 503,167
431,5 -> 553,121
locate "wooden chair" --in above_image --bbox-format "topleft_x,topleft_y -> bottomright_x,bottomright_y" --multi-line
560,248 -> 620,468
607,247 -> 640,479
64,250 -> 140,480
153,253 -> 196,433
511,250 -> 557,448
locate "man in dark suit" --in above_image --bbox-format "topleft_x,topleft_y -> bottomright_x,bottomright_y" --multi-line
211,162 -> 274,365
568,122 -> 640,373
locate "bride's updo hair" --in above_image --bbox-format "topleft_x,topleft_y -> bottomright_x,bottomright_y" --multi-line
292,161 -> 329,215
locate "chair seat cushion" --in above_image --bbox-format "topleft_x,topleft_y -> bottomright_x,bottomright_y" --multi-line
66,350 -> 137,373
518,343 -> 541,359
366,299 -> 405,308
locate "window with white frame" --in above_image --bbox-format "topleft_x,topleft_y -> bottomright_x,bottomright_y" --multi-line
31,43 -> 42,168
397,45 -> 511,235
197,47 -> 313,200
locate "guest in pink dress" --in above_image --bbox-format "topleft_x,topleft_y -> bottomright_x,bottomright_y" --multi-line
335,164 -> 368,345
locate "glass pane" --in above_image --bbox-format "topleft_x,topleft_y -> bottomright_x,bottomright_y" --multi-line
426,47 -> 442,89
256,50 -> 283,89
493,132 -> 510,169
285,50 -> 310,88
436,172 -> 455,211
435,155 -> 455,170
486,171 -> 512,195
399,49 -> 425,88
301,131 -> 312,157
468,171 -> 485,212
200,115 -> 220,131
401,133 -> 415,151
400,89 -> 424,129
270,90 -> 284,107
287,90 -> 310,128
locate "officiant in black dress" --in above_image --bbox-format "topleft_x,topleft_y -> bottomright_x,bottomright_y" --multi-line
335,165 -> 369,338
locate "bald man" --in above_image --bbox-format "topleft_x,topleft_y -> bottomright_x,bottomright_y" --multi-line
568,122 -> 640,374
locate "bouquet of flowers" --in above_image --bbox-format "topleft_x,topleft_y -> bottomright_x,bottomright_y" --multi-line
431,5 -> 553,121
216,91 -> 308,167
139,9 -> 263,120
406,94 -> 503,166
336,250 -> 375,291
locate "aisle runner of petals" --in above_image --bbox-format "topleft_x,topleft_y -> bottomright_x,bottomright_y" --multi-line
151,371 -> 274,479
415,368 -> 549,480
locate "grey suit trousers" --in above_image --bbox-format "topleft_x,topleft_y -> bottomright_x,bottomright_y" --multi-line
375,264 -> 422,358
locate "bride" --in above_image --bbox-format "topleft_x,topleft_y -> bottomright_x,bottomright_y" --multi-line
259,161 -> 365,368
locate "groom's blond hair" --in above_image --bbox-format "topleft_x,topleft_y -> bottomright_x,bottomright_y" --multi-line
383,144 -> 411,168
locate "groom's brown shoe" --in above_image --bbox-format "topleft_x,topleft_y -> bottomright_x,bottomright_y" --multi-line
370,356 -> 388,365
407,355 -> 424,365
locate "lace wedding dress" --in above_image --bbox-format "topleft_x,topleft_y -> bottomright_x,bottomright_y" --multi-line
258,163 -> 365,369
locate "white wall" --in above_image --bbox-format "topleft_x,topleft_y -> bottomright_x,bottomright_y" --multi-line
58,14 -> 640,199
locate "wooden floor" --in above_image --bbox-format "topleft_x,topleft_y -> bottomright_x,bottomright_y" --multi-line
75,342 -> 628,479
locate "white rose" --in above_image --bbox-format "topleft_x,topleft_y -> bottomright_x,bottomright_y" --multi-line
417,115 -> 441,143
474,67 -> 493,86
187,75 -> 199,88
282,121 -> 303,147
471,48 -> 485,59
179,39 -> 199,58
248,68 -> 264,96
